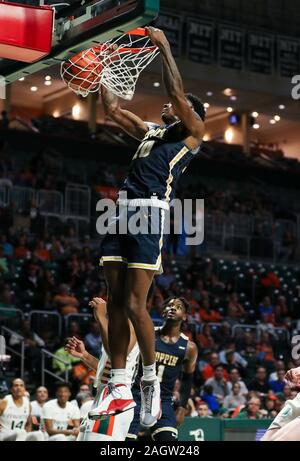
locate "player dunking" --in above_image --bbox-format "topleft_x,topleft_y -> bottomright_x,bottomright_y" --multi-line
127,297 -> 198,441
93,26 -> 205,426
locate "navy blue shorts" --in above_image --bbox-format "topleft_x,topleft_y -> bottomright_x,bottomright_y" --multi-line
127,387 -> 178,440
100,200 -> 167,274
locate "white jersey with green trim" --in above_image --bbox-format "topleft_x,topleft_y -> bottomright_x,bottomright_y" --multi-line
94,342 -> 140,389
0,395 -> 30,432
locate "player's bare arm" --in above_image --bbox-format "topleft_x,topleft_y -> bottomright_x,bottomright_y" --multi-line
24,404 -> 32,432
0,399 -> 7,416
101,85 -> 148,141
176,341 -> 198,426
44,419 -> 75,437
146,26 -> 204,149
65,336 -> 99,371
183,341 -> 198,373
89,297 -> 137,355
25,415 -> 32,432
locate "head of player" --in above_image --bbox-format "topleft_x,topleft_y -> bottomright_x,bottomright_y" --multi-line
162,297 -> 189,326
56,383 -> 71,408
35,386 -> 48,405
11,379 -> 26,400
161,93 -> 206,125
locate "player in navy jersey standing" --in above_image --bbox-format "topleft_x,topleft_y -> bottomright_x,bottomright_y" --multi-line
127,297 -> 198,441
91,26 -> 205,426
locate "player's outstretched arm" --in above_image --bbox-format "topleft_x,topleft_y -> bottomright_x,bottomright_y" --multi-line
285,366 -> 300,385
101,86 -> 148,141
65,336 -> 99,371
146,26 -> 204,148
176,341 -> 198,426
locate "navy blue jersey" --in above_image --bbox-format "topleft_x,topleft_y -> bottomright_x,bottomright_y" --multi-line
132,327 -> 189,400
121,122 -> 201,201
155,328 -> 189,399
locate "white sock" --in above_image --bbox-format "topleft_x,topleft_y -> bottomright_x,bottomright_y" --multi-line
142,363 -> 157,381
110,368 -> 127,385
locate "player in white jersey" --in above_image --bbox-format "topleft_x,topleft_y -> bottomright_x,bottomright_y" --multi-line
31,386 -> 48,434
65,297 -> 140,441
0,378 -> 44,441
262,366 -> 300,441
42,382 -> 80,441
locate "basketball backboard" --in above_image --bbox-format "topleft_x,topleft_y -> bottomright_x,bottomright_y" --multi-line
0,0 -> 160,84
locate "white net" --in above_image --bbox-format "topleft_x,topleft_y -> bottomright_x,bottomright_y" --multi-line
60,28 -> 160,100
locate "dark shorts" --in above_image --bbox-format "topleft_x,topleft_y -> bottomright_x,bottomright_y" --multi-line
127,387 -> 178,440
99,200 -> 167,274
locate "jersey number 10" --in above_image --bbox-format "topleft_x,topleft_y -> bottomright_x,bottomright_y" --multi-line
132,140 -> 155,160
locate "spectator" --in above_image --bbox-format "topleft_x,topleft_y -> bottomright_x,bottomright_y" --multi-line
72,361 -> 96,387
199,299 -> 222,323
235,397 -> 263,420
150,294 -> 164,319
269,360 -> 286,381
214,322 -> 232,350
256,332 -> 275,362
223,383 -> 246,410
156,266 -> 175,290
196,402 -> 212,418
84,321 -> 102,357
14,235 -> 30,260
0,235 -> 13,259
19,262 -> 44,309
201,385 -> 220,415
259,296 -> 273,319
76,392 -> 94,419
67,320 -> 82,339
226,293 -> 246,325
248,367 -> 271,396
219,342 -> 248,369
204,365 -> 230,400
53,284 -> 79,315
0,284 -> 15,308
9,320 -> 45,378
202,352 -> 228,381
52,341 -> 80,376
269,369 -> 286,394
34,240 -> 51,262
257,314 -> 277,338
227,368 -> 248,396
196,324 -> 216,350
263,396 -> 277,418
274,296 -> 289,326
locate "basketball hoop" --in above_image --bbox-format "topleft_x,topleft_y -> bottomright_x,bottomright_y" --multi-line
61,28 -> 160,100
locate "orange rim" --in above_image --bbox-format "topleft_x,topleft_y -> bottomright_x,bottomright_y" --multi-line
93,27 -> 157,55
